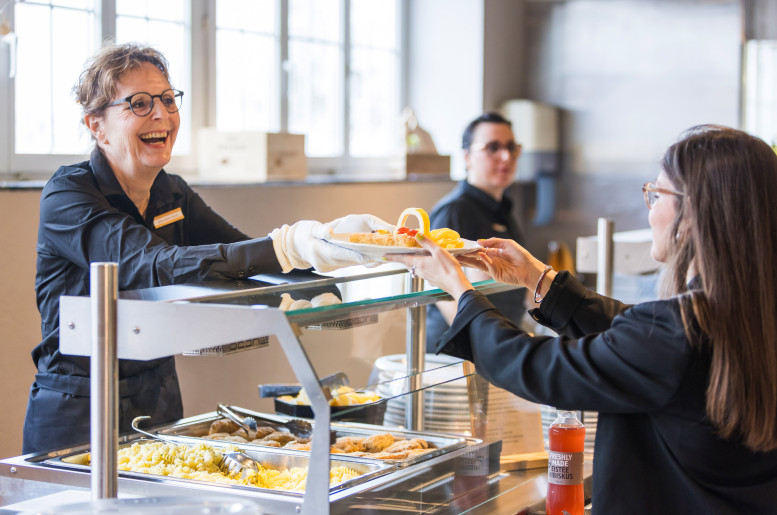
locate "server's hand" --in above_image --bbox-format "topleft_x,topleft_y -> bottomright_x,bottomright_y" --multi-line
327,213 -> 394,234
269,220 -> 371,273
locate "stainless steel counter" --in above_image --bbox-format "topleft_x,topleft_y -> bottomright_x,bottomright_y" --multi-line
0,442 -> 590,514
0,451 -> 572,514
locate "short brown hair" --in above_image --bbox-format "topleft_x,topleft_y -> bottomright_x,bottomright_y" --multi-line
462,112 -> 512,150
73,42 -> 171,118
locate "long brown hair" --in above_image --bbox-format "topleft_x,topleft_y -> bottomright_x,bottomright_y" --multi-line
661,125 -> 777,452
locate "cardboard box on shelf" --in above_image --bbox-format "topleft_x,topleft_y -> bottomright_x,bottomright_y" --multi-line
393,153 -> 451,178
197,129 -> 308,182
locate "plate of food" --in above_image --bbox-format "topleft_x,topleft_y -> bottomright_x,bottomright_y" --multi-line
326,207 -> 482,260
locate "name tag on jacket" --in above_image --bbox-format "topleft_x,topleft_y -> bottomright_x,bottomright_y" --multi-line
153,208 -> 185,229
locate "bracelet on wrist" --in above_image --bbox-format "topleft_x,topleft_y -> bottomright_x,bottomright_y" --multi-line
533,265 -> 554,304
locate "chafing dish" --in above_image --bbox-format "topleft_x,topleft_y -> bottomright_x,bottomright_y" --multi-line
42,436 -> 392,496
158,408 -> 470,468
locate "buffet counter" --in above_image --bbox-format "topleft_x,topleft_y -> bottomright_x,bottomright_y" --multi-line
1,447 -> 591,514
0,267 -> 590,514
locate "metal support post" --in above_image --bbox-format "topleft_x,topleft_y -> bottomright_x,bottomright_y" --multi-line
405,273 -> 426,431
90,262 -> 119,500
596,218 -> 615,296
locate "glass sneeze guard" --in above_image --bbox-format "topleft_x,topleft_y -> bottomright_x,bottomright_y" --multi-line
56,264 -> 522,514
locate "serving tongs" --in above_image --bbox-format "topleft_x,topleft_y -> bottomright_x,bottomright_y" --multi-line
131,415 -> 259,477
217,403 -> 314,439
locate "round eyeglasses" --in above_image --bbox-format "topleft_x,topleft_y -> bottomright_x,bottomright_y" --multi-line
470,140 -> 521,157
642,182 -> 684,209
107,89 -> 184,117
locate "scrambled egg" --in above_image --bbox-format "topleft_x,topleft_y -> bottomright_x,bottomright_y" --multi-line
281,385 -> 381,407
108,441 -> 360,492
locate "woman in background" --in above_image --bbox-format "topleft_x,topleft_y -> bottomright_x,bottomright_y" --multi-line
24,43 -> 389,454
426,112 -> 527,351
388,125 -> 777,513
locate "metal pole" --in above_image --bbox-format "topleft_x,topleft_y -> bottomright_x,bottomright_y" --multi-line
90,262 -> 119,500
596,218 -> 615,296
405,273 -> 426,431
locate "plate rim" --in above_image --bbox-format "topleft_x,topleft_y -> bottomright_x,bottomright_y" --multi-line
326,233 -> 482,257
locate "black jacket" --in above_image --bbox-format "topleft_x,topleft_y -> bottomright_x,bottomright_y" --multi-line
23,149 -> 281,454
426,180 -> 526,350
438,271 -> 777,514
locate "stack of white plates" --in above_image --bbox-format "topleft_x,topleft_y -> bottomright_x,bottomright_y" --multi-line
540,405 -> 597,455
374,354 -> 541,436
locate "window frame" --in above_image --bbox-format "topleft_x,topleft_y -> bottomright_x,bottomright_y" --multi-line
0,0 -> 407,179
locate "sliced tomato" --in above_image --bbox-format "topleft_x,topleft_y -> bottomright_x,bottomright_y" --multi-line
396,226 -> 410,234
407,229 -> 418,237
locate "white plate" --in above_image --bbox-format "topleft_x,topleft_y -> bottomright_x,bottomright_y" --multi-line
326,234 -> 482,260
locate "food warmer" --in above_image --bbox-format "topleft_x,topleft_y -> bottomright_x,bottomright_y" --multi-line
0,266 -> 570,514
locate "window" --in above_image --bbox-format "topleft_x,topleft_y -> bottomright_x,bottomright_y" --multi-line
212,0 -> 402,168
743,40 -> 777,149
115,0 -> 191,155
0,0 -> 404,177
14,0 -> 98,157
214,0 -> 279,133
287,0 -> 344,157
348,0 -> 400,158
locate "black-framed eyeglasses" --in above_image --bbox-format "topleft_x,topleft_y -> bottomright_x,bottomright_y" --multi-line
107,89 -> 184,117
470,140 -> 521,157
642,182 -> 685,209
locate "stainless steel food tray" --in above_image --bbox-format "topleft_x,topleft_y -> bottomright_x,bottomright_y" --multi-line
159,408 -> 470,468
41,437 -> 392,496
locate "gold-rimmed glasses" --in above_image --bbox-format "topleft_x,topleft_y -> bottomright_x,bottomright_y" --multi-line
642,182 -> 684,209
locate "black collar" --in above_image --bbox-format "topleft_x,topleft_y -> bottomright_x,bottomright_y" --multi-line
89,147 -> 184,211
461,180 -> 513,216
90,147 -> 126,199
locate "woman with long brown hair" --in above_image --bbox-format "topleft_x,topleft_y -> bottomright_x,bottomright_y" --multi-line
388,125 -> 777,513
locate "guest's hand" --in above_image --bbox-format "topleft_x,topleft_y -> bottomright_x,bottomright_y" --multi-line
459,238 -> 548,290
385,233 -> 474,300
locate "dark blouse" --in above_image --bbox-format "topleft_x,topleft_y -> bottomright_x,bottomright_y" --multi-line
438,271 -> 777,514
24,148 -> 281,453
34,148 -> 281,378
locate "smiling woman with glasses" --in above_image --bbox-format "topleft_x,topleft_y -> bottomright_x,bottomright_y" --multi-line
23,42 -> 394,455
386,125 -> 777,513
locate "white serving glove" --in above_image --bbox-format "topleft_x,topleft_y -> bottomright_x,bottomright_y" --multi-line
327,213 -> 395,235
269,214 -> 394,273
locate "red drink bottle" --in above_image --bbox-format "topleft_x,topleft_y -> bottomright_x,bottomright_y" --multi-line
546,410 -> 585,515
